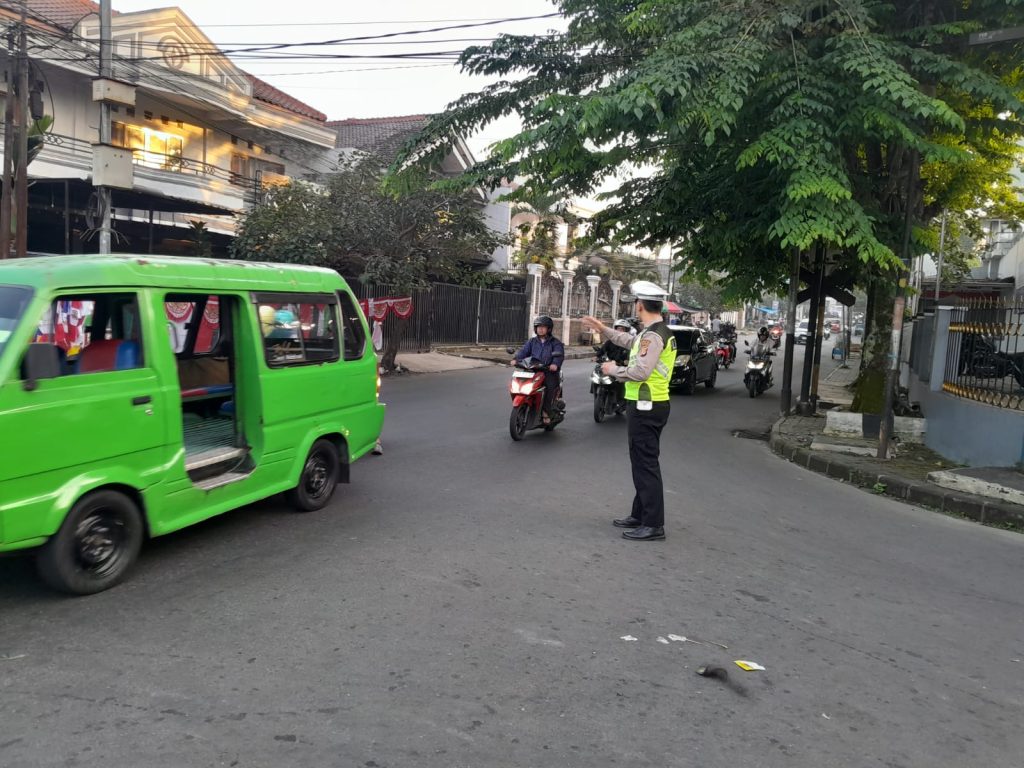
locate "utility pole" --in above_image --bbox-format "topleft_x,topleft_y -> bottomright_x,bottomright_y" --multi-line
933,209 -> 947,309
0,22 -> 15,259
798,245 -> 824,414
98,0 -> 112,253
779,246 -> 800,415
14,0 -> 27,257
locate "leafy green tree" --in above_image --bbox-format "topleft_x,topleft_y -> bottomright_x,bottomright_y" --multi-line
187,220 -> 213,258
393,0 -> 1024,411
232,157 -> 507,370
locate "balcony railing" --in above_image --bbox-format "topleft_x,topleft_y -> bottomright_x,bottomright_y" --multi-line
38,132 -> 264,205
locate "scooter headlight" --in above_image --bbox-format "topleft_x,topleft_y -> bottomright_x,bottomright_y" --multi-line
748,361 -> 766,370
590,372 -> 601,384
601,375 -> 614,385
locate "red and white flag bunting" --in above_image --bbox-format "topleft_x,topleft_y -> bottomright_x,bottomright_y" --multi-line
359,297 -> 414,322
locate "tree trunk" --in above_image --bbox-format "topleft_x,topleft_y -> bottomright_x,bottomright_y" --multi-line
851,273 -> 896,413
380,315 -> 408,372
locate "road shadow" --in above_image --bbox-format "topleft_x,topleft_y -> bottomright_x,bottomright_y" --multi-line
0,494 -> 291,603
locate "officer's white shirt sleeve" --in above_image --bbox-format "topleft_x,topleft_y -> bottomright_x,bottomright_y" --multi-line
611,330 -> 664,382
599,327 -> 634,349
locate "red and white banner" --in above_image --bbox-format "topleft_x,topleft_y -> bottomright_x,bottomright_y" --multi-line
359,296 -> 414,322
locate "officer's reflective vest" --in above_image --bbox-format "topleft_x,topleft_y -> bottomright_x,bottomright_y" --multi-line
624,322 -> 677,402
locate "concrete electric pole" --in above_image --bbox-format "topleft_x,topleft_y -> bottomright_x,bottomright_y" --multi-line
97,0 -> 113,253
14,0 -> 27,258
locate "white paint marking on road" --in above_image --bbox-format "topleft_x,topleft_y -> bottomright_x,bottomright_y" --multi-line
667,634 -> 688,643
515,628 -> 564,648
657,637 -> 670,645
822,713 -> 831,720
620,635 -> 638,642
0,654 -> 26,661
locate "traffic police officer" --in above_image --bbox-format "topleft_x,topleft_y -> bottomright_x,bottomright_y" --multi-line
582,281 -> 677,541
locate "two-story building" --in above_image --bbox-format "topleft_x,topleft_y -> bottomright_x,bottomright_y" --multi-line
328,114 -> 514,272
2,1 -> 337,255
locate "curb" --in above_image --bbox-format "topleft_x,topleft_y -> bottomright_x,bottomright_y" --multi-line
768,418 -> 1024,530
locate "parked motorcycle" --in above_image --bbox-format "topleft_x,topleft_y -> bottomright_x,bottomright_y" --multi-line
743,340 -> 774,398
959,333 -> 1024,387
590,347 -> 627,422
506,350 -> 566,440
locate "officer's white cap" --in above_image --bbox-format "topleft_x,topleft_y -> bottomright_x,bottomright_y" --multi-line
629,280 -> 669,301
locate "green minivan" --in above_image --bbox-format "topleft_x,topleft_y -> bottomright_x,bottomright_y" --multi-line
0,255 -> 384,594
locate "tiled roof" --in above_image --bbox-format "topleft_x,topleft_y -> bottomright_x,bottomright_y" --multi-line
247,75 -> 328,123
26,0 -> 104,29
327,115 -> 432,160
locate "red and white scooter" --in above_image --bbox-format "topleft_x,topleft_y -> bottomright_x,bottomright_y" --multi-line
506,353 -> 565,441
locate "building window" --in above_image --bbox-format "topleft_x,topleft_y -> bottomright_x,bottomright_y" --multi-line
230,153 -> 250,185
112,121 -> 184,171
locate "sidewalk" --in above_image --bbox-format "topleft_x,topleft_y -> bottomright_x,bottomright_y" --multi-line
392,345 -> 597,374
816,355 -> 858,408
770,415 -> 1024,530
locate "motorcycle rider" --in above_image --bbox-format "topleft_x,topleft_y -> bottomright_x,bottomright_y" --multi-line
511,315 -> 565,423
600,319 -> 634,366
751,326 -> 774,358
718,320 -> 737,362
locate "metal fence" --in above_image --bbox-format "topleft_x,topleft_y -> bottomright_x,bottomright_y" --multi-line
352,282 -> 529,352
943,296 -> 1024,409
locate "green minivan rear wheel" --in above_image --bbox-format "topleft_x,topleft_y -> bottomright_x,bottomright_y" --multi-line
287,439 -> 340,512
36,489 -> 144,596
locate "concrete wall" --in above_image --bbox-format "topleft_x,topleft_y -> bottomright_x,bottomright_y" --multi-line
909,379 -> 1024,467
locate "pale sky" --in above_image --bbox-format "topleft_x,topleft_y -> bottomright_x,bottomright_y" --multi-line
111,0 -> 566,157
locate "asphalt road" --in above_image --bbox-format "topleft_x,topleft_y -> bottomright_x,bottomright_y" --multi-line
2,343 -> 1022,768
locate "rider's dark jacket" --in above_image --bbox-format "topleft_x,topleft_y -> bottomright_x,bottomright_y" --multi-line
514,335 -> 565,369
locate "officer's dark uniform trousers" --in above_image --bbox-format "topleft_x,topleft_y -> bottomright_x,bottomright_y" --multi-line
627,400 -> 670,527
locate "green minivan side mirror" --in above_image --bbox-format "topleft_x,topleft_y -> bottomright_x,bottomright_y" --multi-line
21,343 -> 62,391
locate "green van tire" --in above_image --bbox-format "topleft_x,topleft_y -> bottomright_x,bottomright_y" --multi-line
287,439 -> 340,512
36,489 -> 144,596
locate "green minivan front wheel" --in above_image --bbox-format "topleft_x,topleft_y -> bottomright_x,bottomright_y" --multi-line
287,439 -> 341,512
36,489 -> 144,596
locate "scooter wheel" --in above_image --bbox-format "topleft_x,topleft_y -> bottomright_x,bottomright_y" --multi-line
748,379 -> 758,398
509,404 -> 530,441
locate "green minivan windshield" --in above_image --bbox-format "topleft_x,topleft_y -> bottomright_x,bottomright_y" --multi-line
0,285 -> 32,359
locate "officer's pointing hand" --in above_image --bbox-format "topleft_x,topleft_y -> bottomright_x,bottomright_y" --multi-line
581,315 -> 603,332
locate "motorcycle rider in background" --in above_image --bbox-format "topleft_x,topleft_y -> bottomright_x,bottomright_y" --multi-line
511,315 -> 565,424
600,319 -> 635,366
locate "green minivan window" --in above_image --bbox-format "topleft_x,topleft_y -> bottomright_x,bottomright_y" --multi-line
254,292 -> 339,367
35,293 -> 144,375
0,285 -> 32,359
337,291 -> 366,361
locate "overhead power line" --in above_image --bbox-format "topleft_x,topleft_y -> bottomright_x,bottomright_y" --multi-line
215,14 -> 562,55
198,16 -> 559,28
